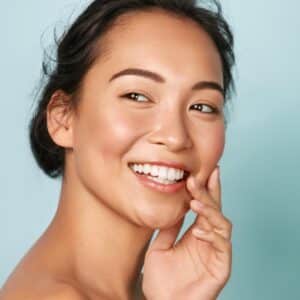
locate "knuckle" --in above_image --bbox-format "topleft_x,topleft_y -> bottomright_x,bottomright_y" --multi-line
228,239 -> 233,247
225,240 -> 232,251
207,202 -> 219,211
224,218 -> 233,229
217,202 -> 222,210
210,201 -> 221,210
214,203 -> 221,211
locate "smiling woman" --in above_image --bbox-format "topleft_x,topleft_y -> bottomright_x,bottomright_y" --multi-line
0,0 -> 235,299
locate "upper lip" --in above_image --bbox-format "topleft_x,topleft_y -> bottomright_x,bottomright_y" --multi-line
128,160 -> 190,174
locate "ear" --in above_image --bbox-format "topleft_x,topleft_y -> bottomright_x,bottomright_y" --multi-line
46,90 -> 74,148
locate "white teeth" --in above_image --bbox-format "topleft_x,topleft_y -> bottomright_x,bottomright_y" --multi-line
176,169 -> 182,180
146,175 -> 177,185
138,165 -> 143,173
158,167 -> 168,178
130,163 -> 185,181
144,164 -> 151,175
150,165 -> 159,177
167,168 -> 177,181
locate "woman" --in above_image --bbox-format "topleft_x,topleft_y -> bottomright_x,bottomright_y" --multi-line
0,0 -> 235,299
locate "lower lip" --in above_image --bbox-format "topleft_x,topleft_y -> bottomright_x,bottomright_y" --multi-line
130,168 -> 186,193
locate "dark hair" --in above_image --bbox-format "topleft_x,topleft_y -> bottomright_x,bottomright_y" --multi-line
29,0 -> 236,179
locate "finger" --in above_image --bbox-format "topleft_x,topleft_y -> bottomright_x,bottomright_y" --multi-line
190,200 -> 232,240
192,227 -> 232,261
186,174 -> 219,233
208,166 -> 222,210
186,176 -> 219,211
190,200 -> 214,232
186,170 -> 222,236
148,216 -> 185,252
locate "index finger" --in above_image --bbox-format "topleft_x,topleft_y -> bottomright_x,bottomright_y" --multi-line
186,174 -> 219,211
207,166 -> 222,210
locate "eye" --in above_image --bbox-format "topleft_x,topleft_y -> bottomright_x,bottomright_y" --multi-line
121,93 -> 219,114
121,92 -> 150,103
190,103 -> 218,114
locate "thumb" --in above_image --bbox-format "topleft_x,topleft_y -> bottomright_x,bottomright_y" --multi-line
148,216 -> 185,252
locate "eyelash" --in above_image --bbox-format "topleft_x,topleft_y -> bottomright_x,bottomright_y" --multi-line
121,92 -> 219,114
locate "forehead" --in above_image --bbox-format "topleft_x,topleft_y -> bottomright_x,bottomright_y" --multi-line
94,9 -> 223,85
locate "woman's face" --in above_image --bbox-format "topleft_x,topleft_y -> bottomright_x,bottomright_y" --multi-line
69,10 -> 225,228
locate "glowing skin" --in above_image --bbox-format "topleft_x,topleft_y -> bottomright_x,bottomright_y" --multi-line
70,10 -> 225,229
0,9 -> 226,300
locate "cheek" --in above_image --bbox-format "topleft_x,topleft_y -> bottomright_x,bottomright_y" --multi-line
72,104 -> 144,207
195,122 -> 225,179
206,125 -> 225,160
88,106 -> 144,161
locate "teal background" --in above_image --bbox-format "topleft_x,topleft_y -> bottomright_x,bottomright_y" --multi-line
0,1 -> 299,298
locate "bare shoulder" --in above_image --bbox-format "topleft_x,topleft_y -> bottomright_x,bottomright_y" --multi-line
42,283 -> 88,300
0,250 -> 88,299
0,280 -> 88,300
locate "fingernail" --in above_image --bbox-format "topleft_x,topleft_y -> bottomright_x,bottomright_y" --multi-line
193,177 -> 198,188
192,228 -> 207,236
188,177 -> 197,190
214,166 -> 220,182
191,200 -> 204,210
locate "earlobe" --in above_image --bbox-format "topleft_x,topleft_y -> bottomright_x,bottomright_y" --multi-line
46,90 -> 74,149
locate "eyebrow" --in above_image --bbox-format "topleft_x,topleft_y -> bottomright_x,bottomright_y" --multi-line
109,67 -> 225,97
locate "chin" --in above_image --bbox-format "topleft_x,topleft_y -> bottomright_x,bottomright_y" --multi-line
135,200 -> 188,230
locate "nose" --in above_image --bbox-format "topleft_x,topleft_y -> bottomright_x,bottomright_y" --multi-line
146,106 -> 193,152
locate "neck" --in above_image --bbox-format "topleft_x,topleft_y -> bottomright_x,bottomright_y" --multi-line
44,168 -> 154,300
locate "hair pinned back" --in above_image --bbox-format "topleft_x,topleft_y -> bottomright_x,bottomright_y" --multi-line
29,0 -> 235,179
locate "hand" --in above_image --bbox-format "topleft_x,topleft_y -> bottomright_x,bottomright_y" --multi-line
141,166 -> 233,300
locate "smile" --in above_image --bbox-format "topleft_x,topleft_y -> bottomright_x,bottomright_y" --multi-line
128,163 -> 188,194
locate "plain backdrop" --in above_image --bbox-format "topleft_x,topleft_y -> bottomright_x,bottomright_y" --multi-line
0,1 -> 299,299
